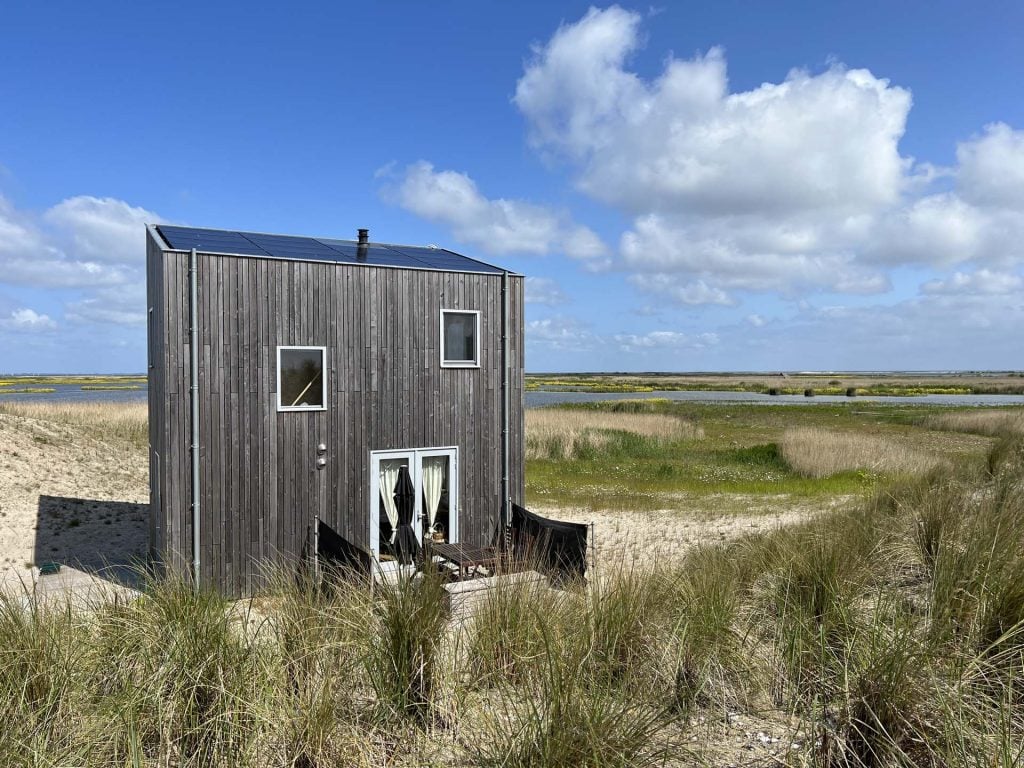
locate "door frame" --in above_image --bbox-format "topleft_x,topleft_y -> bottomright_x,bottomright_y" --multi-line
368,446 -> 459,564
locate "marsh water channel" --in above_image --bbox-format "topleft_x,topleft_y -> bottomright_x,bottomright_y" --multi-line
4,383 -> 1024,408
0,383 -> 148,404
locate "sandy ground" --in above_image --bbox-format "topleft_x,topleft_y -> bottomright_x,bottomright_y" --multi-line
535,493 -> 854,571
0,411 -> 148,591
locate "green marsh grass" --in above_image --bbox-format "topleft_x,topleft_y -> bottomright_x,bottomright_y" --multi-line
525,371 -> 1024,396
2,459 -> 1022,766
524,401 -> 988,512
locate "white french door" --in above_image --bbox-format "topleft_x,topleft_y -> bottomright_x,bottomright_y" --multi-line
369,447 -> 458,566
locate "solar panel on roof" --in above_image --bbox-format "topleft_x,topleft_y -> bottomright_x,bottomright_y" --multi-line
243,233 -> 342,261
157,226 -> 270,257
383,244 -> 506,273
156,226 -> 510,274
315,240 -> 361,260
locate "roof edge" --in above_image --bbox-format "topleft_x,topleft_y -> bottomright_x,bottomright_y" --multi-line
147,223 -> 172,250
152,223 -> 523,276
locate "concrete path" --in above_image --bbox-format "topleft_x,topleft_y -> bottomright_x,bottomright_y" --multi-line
0,564 -> 141,609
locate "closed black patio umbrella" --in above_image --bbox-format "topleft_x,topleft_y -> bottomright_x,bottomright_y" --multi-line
393,465 -> 421,565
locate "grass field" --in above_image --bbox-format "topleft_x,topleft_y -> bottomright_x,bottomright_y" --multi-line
0,375 -> 147,387
524,399 -> 997,511
526,371 -> 1024,395
1,400 -> 1023,765
525,408 -> 703,460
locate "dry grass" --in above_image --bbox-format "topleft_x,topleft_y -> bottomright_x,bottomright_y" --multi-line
780,426 -> 946,478
923,408 -> 1024,437
0,401 -> 148,449
525,408 -> 702,460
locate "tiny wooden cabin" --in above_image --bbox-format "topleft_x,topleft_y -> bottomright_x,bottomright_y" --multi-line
146,224 -> 524,595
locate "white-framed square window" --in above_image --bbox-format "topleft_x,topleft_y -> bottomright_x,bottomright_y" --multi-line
440,309 -> 480,368
277,346 -> 327,411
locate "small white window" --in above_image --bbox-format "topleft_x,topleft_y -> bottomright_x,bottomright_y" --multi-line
440,309 -> 480,368
277,346 -> 327,411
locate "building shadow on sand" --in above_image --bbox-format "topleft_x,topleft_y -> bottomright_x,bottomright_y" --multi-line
35,495 -> 149,588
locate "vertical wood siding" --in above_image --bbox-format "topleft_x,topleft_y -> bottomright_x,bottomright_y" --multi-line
149,237 -> 525,596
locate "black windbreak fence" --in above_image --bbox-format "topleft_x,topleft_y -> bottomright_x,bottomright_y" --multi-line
316,517 -> 372,578
510,503 -> 588,584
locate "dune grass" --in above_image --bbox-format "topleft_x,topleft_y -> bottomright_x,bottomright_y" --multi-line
2,436 -> 1023,765
0,400 -> 148,449
1,397 -> 1022,765
4,437 -> 1023,765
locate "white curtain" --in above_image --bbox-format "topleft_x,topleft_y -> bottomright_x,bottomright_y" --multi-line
422,457 -> 446,533
379,461 -> 401,543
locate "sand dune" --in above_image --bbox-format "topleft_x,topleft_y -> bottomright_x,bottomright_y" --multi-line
0,408 -> 148,589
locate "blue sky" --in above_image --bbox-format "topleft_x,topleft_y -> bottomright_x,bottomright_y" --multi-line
1,2 -> 1022,373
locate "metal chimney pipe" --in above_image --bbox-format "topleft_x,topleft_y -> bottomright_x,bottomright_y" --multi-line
357,229 -> 369,261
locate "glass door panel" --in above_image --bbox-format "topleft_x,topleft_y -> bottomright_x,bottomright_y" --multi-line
377,456 -> 411,562
369,447 -> 458,566
421,456 -> 449,542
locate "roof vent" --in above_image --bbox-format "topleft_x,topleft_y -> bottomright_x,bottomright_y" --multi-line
357,228 -> 369,261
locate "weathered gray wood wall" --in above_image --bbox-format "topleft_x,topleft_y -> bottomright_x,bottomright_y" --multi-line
146,231 -> 167,567
147,228 -> 525,595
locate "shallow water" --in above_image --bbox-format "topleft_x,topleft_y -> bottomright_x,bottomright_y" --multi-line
5,383 -> 1023,408
0,383 -> 148,404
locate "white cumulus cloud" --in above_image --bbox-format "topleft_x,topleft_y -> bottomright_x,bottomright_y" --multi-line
921,269 -> 1024,295
0,308 -> 57,332
513,6 -> 1024,309
957,123 -> 1024,209
524,276 -> 568,305
613,330 -> 719,352
515,6 -> 911,217
44,196 -> 157,265
0,193 -> 165,340
628,273 -> 734,306
526,316 -> 595,350
390,161 -> 609,262
621,215 -> 889,297
0,194 -> 162,289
